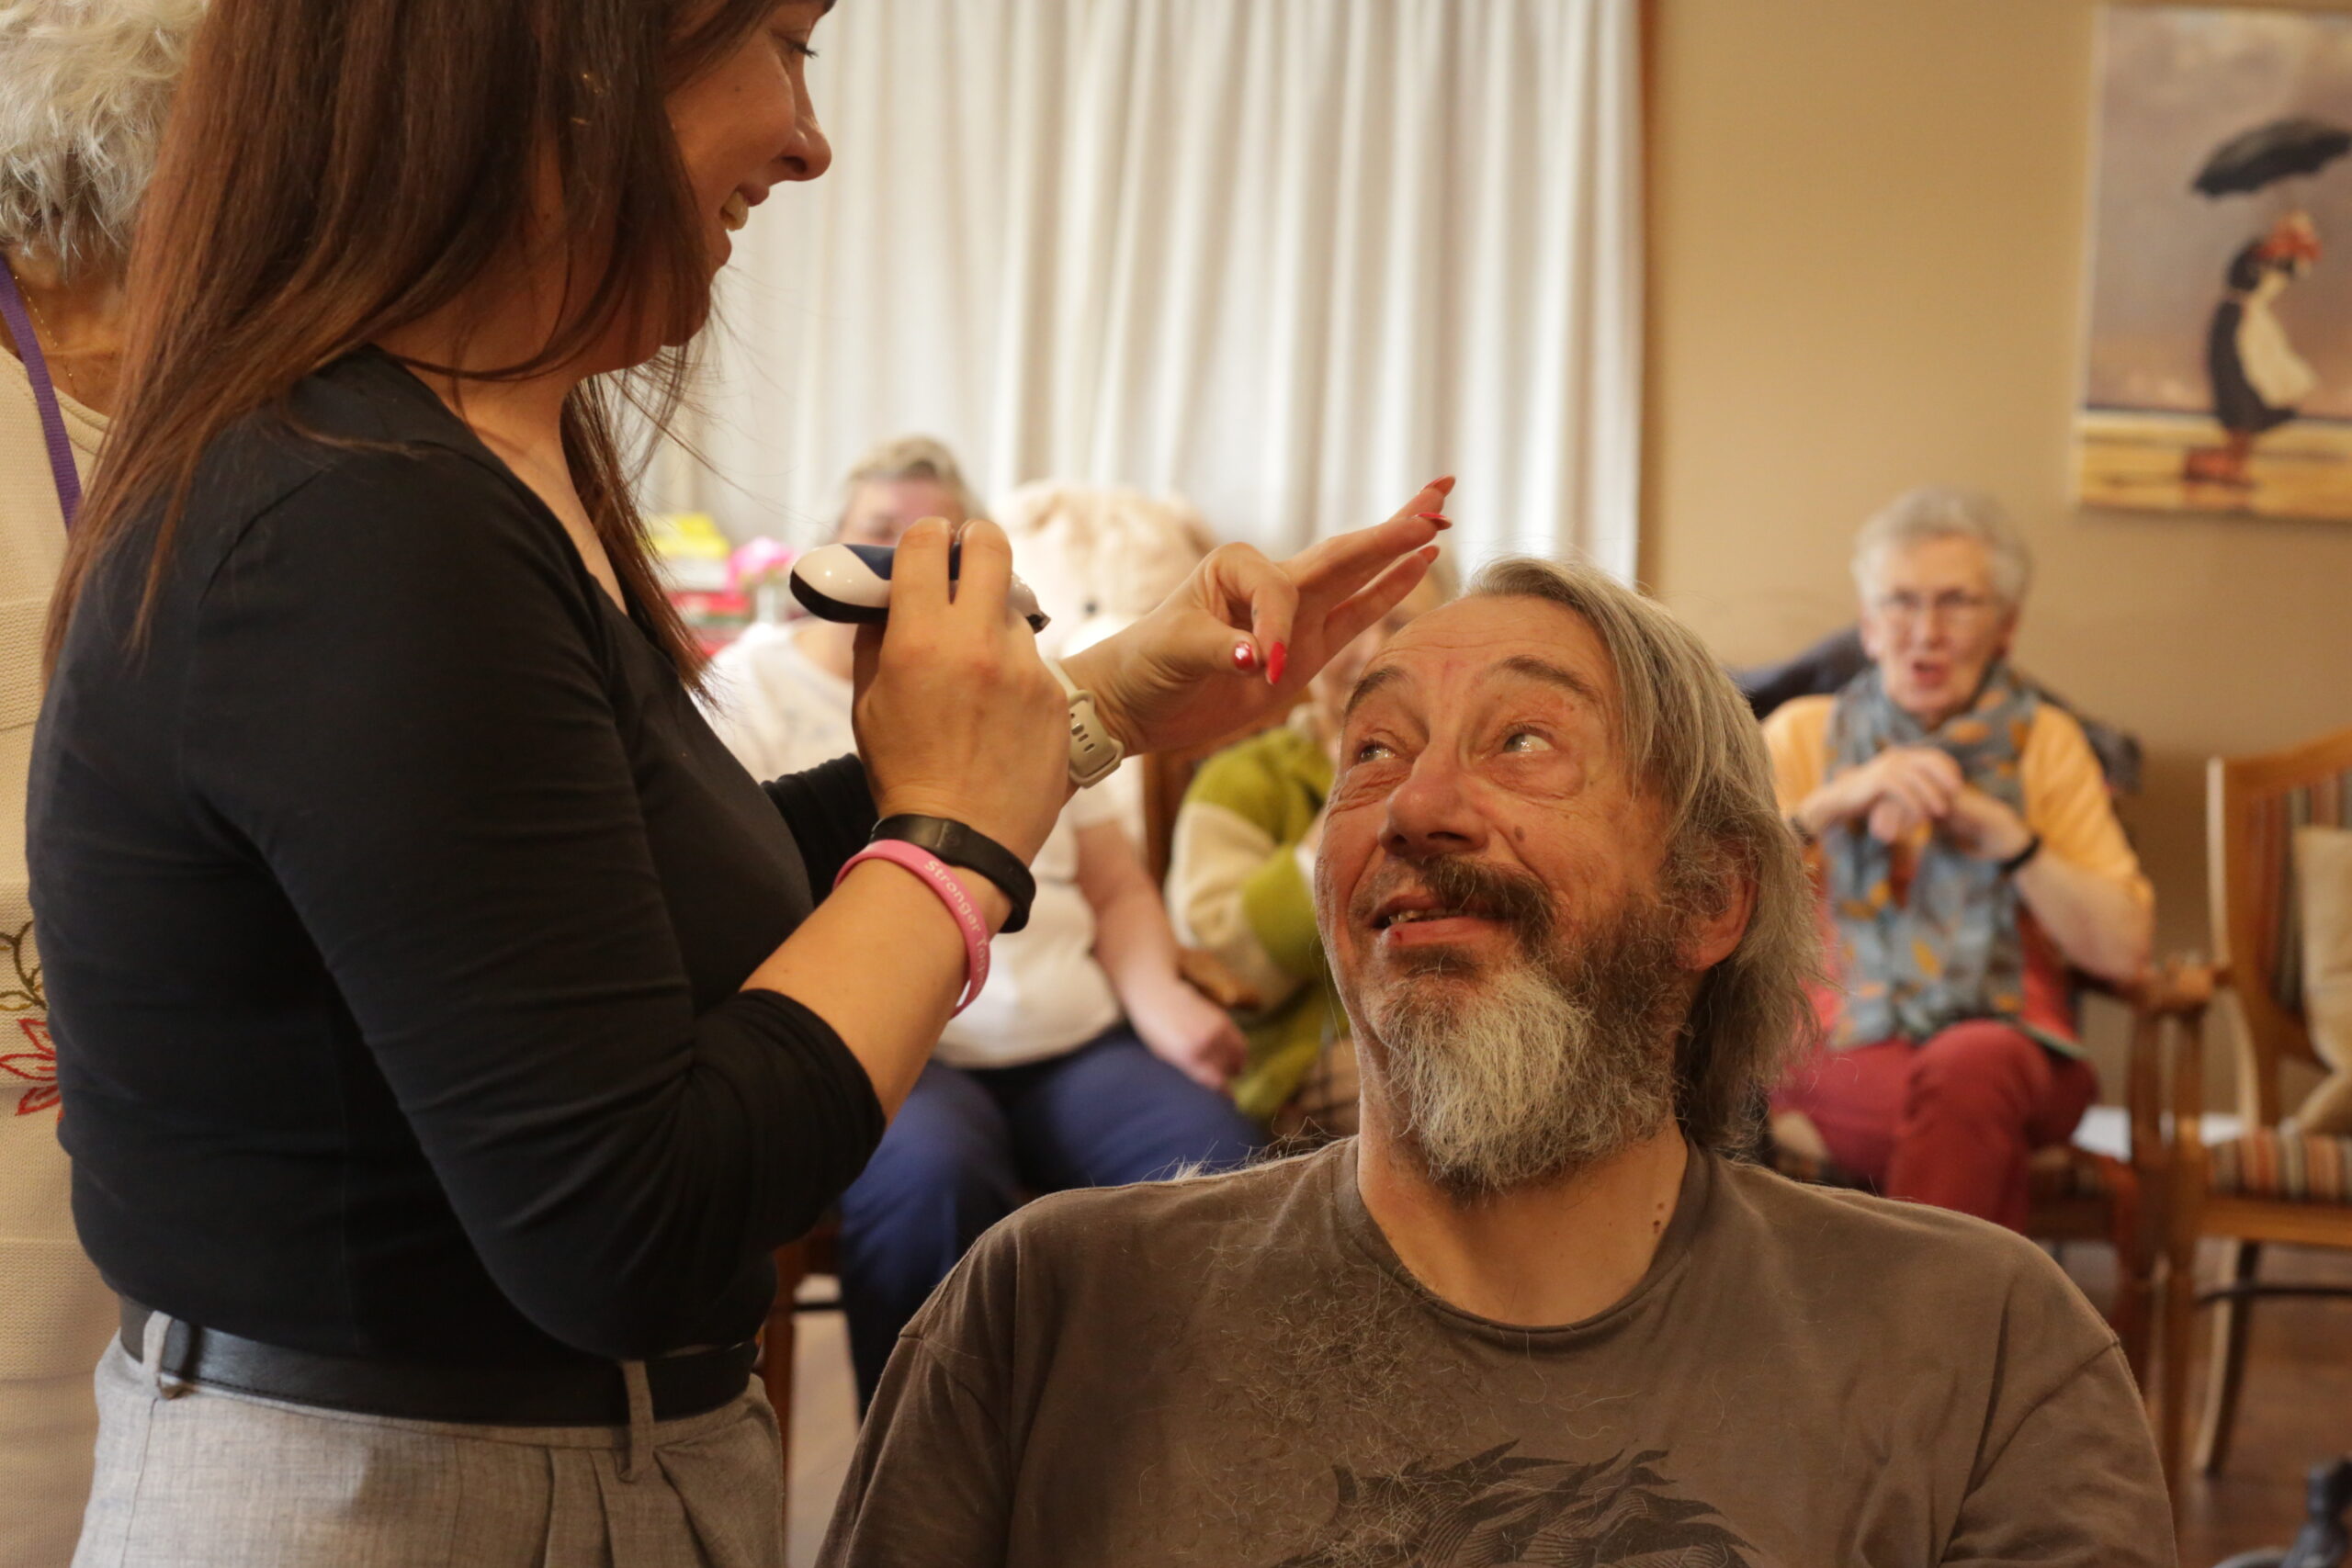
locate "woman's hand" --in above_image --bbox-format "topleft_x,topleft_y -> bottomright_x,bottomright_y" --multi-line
1127,977 -> 1250,1092
1798,745 -> 1962,843
1936,784 -> 2035,863
1061,479 -> 1453,757
850,517 -> 1069,866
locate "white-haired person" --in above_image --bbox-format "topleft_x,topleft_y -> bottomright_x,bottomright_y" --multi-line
0,4 -> 200,1563
707,437 -> 1262,1408
1766,487 -> 2154,1231
818,557 -> 2170,1567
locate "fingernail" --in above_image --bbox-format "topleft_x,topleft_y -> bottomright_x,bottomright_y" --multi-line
1267,641 -> 1288,685
1427,474 -> 1456,492
1414,513 -> 1453,529
1232,642 -> 1257,671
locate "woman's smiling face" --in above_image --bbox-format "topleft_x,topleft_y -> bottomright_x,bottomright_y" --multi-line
666,1 -> 834,283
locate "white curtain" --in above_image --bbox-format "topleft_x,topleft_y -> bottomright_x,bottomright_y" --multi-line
688,0 -> 1642,580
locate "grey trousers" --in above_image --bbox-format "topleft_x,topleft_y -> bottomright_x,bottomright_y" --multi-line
71,1321 -> 785,1568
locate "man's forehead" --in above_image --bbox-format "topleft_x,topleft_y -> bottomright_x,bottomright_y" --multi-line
1347,595 -> 1617,716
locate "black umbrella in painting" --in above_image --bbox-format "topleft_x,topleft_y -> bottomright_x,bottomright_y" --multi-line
2193,116 -> 2352,197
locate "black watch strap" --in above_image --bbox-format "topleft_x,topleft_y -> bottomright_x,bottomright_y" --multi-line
869,815 -> 1036,933
1997,831 -> 2044,877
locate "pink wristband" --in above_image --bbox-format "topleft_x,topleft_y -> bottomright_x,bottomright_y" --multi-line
833,840 -> 991,1014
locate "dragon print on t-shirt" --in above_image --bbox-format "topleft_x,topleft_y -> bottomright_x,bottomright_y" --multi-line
1268,1441 -> 1757,1568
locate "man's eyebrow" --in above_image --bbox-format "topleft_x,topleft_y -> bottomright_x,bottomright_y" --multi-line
1496,655 -> 1604,709
1341,663 -> 1407,725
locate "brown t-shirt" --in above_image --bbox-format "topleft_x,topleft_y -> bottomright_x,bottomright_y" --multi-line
820,1141 -> 2174,1568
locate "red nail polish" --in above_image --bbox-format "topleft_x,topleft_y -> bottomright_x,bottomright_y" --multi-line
1232,642 -> 1257,671
1267,641 -> 1288,685
1414,513 -> 1452,528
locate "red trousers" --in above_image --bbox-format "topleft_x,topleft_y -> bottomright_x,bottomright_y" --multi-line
1770,1021 -> 2099,1232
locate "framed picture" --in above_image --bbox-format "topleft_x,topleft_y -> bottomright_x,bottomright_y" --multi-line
2078,4 -> 2352,520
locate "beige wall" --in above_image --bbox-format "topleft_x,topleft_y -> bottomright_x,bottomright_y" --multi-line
1645,0 -> 2352,1089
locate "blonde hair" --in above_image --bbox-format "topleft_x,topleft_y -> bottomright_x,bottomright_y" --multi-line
838,434 -> 982,529
0,0 -> 206,275
1465,556 -> 1820,1153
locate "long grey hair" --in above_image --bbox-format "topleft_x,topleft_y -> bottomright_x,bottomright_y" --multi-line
1463,557 -> 1823,1153
0,0 -> 206,275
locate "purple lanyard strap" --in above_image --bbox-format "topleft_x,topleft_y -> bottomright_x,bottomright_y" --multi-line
0,263 -> 84,529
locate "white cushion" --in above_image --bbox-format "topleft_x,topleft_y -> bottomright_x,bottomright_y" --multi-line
2295,825 -> 2352,1135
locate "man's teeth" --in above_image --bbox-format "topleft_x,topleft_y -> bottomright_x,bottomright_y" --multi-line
1385,908 -> 1454,927
720,192 -> 751,231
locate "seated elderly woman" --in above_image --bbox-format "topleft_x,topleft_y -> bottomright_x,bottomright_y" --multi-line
1764,487 -> 2153,1232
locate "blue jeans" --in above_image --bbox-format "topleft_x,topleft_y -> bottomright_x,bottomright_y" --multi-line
834,1023 -> 1262,1404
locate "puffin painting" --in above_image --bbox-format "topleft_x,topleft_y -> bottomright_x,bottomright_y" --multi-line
2184,209 -> 2322,486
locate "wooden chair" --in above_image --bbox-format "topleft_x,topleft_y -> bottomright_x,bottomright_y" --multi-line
2020,1142 -> 2152,1377
2027,969 -> 2185,1385
1139,717 -> 1291,886
2156,726 -> 2352,1495
1765,964 -> 2190,1384
760,1221 -> 842,1528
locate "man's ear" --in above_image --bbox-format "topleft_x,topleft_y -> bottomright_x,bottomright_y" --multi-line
1679,858 -> 1756,974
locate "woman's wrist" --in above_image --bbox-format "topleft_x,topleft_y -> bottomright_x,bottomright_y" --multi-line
1123,966 -> 1195,1016
964,878 -> 1014,933
834,848 -> 996,1011
1996,829 -> 2044,875
851,792 -> 1018,931
1058,644 -> 1143,755
866,814 -> 1032,932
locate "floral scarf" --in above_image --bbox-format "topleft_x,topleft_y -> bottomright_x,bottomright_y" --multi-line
1824,661 -> 2040,1048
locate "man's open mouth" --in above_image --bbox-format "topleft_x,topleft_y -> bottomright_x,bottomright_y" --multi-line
1353,858 -> 1554,951
1373,897 -> 1504,931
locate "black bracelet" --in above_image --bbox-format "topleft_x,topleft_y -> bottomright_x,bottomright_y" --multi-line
868,815 -> 1036,933
1997,831 -> 2044,876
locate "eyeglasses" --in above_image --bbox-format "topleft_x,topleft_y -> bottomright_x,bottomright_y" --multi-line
1872,590 -> 1995,627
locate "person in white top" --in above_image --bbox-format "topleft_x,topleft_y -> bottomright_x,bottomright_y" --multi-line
0,6 -> 203,1564
707,436 -> 1261,1404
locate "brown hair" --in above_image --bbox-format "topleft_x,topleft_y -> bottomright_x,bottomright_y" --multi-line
46,0 -> 789,680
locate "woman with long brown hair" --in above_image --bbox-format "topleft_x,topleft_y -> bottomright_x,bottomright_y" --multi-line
27,0 -> 1447,1561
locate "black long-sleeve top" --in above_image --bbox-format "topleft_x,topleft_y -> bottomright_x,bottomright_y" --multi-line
29,349 -> 884,1365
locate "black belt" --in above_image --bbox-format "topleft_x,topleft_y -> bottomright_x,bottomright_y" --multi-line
118,1300 -> 759,1427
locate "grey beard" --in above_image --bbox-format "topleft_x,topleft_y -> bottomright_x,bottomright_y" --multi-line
1361,899 -> 1690,1201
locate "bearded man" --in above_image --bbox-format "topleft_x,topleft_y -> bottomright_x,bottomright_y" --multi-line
818,558 -> 2173,1568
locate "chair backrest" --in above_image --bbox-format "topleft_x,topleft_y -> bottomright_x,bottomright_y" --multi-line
1137,705 -> 1302,886
2210,725 -> 2352,1122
